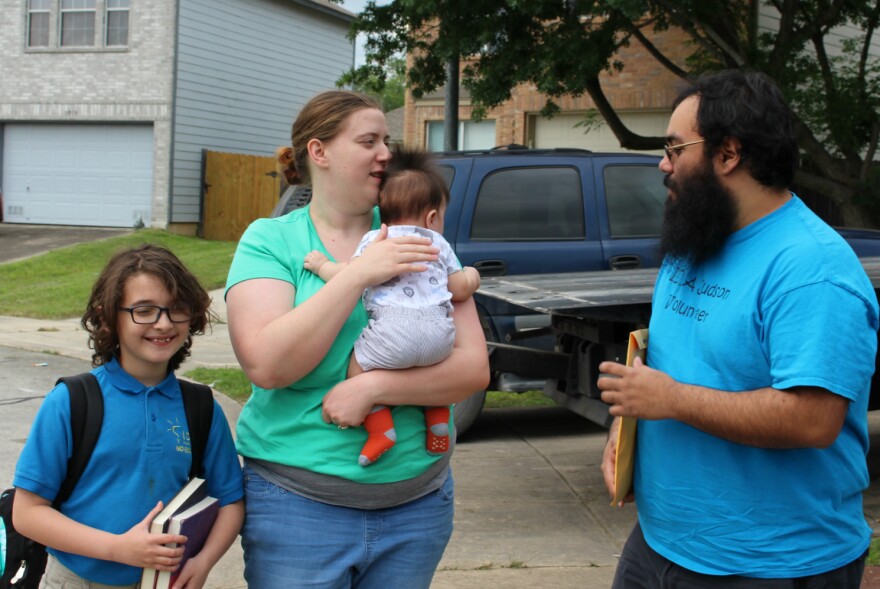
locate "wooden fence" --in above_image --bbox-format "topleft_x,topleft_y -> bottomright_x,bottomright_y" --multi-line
201,150 -> 282,242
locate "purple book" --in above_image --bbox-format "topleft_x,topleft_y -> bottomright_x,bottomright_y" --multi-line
154,495 -> 220,589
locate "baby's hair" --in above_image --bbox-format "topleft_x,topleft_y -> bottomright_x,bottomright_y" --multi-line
379,146 -> 449,225
81,243 -> 212,371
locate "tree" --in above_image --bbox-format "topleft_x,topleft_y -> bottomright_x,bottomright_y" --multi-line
334,0 -> 880,227
338,55 -> 407,113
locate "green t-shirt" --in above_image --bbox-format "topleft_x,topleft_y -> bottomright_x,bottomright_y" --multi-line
225,205 -> 444,483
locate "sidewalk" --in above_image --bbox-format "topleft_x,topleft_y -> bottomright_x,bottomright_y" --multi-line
6,286 -> 880,588
0,290 -> 637,588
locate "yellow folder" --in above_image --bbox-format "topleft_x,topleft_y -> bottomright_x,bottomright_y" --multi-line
611,328 -> 648,506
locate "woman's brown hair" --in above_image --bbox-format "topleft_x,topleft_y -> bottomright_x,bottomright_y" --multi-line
81,243 -> 213,371
277,90 -> 382,185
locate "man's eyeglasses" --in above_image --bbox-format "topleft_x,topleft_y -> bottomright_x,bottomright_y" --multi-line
663,139 -> 705,160
119,305 -> 192,324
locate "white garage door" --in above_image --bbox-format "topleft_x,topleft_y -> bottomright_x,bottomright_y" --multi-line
2,124 -> 153,227
531,111 -> 669,155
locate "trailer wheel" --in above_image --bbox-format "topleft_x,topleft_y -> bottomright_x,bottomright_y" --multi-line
453,390 -> 486,439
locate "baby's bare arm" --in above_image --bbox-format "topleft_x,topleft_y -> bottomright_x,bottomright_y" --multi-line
304,251 -> 347,282
448,267 -> 481,301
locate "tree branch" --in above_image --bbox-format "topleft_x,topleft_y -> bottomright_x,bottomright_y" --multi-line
583,76 -> 665,150
862,121 -> 879,182
650,0 -> 743,66
794,119 -> 853,186
794,168 -> 852,207
768,0 -> 798,73
858,0 -> 880,82
627,21 -> 688,78
808,33 -> 860,163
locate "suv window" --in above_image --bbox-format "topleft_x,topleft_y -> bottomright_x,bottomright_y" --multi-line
470,167 -> 585,241
604,165 -> 666,238
438,165 -> 455,189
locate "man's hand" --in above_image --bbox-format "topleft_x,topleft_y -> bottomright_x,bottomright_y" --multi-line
601,417 -> 634,507
598,356 -> 678,420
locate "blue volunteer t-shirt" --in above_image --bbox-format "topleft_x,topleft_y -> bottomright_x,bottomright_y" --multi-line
638,196 -> 879,577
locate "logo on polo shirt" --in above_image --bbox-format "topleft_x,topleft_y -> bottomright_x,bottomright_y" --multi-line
167,417 -> 193,455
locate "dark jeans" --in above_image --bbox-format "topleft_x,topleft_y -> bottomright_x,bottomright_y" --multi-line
612,523 -> 867,589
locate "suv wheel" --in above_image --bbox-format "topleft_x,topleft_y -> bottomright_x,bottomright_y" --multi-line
453,390 -> 486,439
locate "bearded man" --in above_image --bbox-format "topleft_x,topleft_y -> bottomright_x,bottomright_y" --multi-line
598,70 -> 879,587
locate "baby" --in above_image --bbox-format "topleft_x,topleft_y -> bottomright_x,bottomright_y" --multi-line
305,146 -> 480,466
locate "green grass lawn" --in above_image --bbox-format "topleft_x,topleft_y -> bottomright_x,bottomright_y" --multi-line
183,365 -> 554,410
3,230 -> 551,412
870,536 -> 880,566
0,229 -> 236,319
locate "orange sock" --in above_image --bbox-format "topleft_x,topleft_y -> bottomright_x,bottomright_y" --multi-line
359,406 -> 396,466
424,406 -> 450,455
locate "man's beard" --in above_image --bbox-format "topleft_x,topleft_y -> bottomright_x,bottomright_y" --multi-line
659,160 -> 737,266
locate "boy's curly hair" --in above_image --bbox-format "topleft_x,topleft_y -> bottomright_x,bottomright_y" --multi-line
81,244 -> 213,371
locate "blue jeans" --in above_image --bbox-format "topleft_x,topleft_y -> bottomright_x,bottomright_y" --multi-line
241,465 -> 454,589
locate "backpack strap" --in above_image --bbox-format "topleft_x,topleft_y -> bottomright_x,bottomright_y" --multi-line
179,380 -> 214,479
54,374 -> 104,507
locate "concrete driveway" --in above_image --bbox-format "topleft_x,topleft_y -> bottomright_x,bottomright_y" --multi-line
0,223 -> 131,264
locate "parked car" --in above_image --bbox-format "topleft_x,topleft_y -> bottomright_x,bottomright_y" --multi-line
271,147 -> 880,433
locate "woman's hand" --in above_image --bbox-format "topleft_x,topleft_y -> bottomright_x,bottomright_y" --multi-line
348,225 -> 439,287
321,372 -> 379,428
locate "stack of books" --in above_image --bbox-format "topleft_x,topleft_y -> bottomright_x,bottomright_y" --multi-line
140,477 -> 219,589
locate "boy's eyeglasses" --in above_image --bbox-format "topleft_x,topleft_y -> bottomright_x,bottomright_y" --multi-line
663,139 -> 705,160
119,305 -> 192,324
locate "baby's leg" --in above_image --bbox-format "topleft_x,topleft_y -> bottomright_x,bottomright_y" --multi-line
359,406 -> 397,466
424,406 -> 450,455
348,353 -> 393,466
347,353 -> 365,379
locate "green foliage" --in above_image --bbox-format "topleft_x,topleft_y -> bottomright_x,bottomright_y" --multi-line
0,230 -> 236,319
339,0 -> 880,226
338,56 -> 407,112
787,35 -> 880,159
484,390 -> 555,409
870,535 -> 880,566
573,109 -> 607,134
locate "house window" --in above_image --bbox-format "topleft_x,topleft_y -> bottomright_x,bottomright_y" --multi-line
60,0 -> 96,47
27,0 -> 50,47
426,120 -> 496,152
105,0 -> 129,46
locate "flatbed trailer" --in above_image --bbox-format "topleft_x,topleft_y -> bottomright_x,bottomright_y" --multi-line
475,256 -> 880,427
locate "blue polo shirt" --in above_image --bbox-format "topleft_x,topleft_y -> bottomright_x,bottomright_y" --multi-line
13,359 -> 243,585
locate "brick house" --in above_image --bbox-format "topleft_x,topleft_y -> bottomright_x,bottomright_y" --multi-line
0,0 -> 353,231
404,6 -> 876,157
404,25 -> 690,155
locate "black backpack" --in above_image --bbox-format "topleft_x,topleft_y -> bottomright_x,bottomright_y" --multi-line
0,373 -> 214,589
